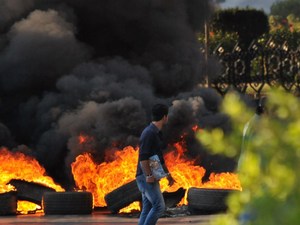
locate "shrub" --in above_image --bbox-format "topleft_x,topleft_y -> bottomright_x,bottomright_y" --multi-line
198,89 -> 300,225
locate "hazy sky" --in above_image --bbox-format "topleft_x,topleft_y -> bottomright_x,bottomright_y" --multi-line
220,0 -> 278,13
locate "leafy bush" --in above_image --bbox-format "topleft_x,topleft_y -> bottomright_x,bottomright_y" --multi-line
257,29 -> 300,50
198,89 -> 300,225
197,31 -> 238,53
270,0 -> 300,18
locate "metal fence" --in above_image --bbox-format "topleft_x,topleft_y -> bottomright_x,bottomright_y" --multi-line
209,38 -> 300,97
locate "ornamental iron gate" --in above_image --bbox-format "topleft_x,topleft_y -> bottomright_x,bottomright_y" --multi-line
208,38 -> 300,96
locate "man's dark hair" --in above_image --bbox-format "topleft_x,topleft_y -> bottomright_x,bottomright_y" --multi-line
152,104 -> 168,121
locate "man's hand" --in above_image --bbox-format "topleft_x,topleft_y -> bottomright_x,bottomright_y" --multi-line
167,174 -> 175,186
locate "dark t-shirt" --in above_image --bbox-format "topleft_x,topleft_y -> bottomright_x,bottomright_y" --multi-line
135,123 -> 166,177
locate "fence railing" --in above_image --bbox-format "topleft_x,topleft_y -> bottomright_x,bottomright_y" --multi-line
208,38 -> 300,96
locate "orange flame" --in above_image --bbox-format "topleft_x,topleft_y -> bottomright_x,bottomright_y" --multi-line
72,136 -> 242,212
158,141 -> 205,205
120,201 -> 140,213
201,172 -> 242,191
0,147 -> 65,214
71,146 -> 138,207
78,133 -> 94,144
17,201 -> 42,214
192,125 -> 199,132
0,184 -> 16,193
0,148 -> 64,191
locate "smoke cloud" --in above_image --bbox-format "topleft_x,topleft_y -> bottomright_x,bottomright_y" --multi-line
0,9 -> 90,93
0,0 -> 235,185
0,0 -> 36,33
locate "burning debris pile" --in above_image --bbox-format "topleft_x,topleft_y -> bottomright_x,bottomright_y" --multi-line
0,140 -> 241,214
0,148 -> 64,214
0,0 -> 241,215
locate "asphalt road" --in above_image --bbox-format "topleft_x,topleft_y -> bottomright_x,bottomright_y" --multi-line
0,211 -> 219,225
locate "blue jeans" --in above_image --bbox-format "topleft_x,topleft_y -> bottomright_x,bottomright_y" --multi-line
136,174 -> 165,225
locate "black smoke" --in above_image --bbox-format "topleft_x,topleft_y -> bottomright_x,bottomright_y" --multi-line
0,0 -> 234,186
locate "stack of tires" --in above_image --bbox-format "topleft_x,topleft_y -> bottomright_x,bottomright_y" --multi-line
43,192 -> 93,215
1,180 -> 94,216
9,179 -> 55,205
0,191 -> 17,215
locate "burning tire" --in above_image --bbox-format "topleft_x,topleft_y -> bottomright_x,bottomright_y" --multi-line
0,191 -> 17,215
104,180 -> 142,213
187,188 -> 234,214
43,191 -> 93,215
8,179 -> 55,205
163,187 -> 186,208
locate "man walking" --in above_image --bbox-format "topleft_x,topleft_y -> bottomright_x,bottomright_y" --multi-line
136,104 -> 175,225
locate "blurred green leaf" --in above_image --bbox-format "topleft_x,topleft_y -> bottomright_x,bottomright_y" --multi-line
199,89 -> 300,225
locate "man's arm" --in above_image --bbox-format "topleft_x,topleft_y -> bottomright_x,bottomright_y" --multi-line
140,160 -> 155,183
139,130 -> 156,183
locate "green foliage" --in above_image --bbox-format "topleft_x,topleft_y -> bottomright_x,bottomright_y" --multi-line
287,14 -> 300,32
197,89 -> 300,225
270,0 -> 300,33
197,7 -> 300,52
197,31 -> 238,53
257,30 -> 300,50
270,0 -> 300,18
269,15 -> 291,32
269,14 -> 300,33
